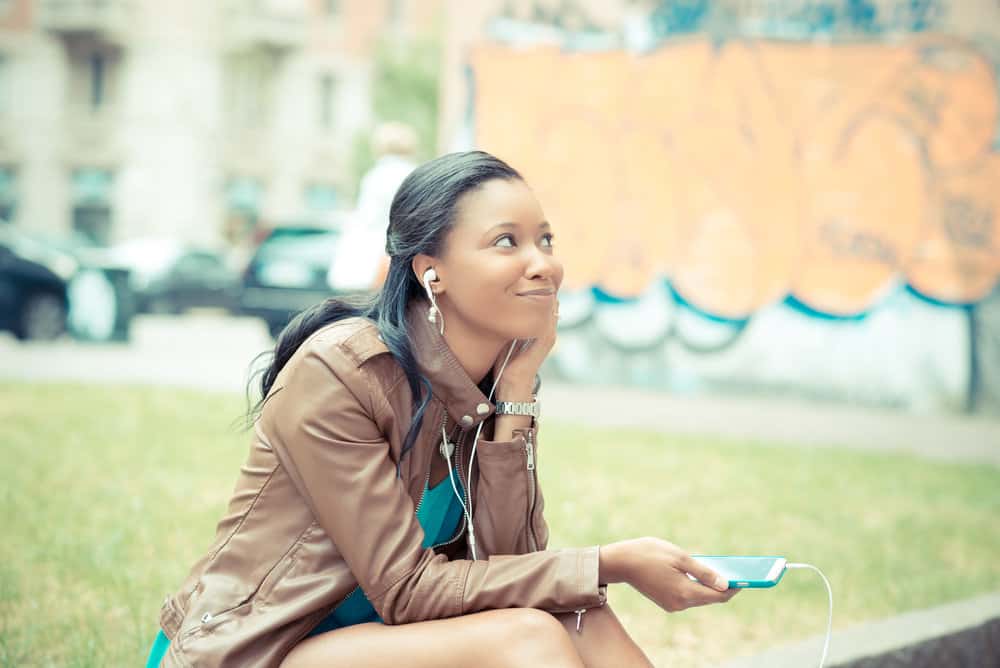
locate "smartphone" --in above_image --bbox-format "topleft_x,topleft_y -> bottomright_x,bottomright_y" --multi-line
689,555 -> 787,589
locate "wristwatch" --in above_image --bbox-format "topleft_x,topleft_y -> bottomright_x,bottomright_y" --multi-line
494,398 -> 541,422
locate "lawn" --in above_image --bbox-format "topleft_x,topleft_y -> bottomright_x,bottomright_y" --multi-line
1,383 -> 998,667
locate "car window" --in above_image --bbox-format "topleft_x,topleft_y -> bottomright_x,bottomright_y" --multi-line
255,229 -> 339,268
176,252 -> 223,273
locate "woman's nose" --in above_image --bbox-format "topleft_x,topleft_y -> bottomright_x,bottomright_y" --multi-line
524,246 -> 561,281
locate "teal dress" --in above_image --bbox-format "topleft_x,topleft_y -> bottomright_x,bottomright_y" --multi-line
145,474 -> 466,667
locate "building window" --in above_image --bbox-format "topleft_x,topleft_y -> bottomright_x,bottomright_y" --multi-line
225,53 -> 274,128
318,73 -> 336,129
0,166 -> 16,222
72,169 -> 114,245
90,52 -> 105,110
67,45 -> 119,114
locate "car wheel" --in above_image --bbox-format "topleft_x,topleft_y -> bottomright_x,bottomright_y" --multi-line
17,292 -> 67,341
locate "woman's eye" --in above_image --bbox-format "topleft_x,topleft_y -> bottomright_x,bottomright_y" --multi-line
493,232 -> 554,248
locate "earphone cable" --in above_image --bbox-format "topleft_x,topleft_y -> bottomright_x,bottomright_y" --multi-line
785,562 -> 833,668
445,339 -> 518,562
443,423 -> 476,560
466,340 -> 518,528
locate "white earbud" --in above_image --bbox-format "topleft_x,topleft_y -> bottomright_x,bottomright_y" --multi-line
422,267 -> 437,287
422,268 -> 444,335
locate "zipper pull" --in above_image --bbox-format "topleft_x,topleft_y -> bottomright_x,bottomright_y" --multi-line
439,438 -> 454,460
574,608 -> 586,633
524,429 -> 535,471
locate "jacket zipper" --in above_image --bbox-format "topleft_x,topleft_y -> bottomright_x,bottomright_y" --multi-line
525,428 -> 539,552
422,411 -> 469,551
415,411 -> 453,516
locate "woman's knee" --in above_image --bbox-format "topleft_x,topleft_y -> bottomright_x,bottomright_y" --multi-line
491,608 -> 583,668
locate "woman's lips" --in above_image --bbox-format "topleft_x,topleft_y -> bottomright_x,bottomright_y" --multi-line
518,292 -> 555,303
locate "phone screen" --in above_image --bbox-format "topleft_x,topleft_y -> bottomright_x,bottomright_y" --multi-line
694,556 -> 784,582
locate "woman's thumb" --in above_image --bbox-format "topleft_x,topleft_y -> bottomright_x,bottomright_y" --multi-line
686,557 -> 729,591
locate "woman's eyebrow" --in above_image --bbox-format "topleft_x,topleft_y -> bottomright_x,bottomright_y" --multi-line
485,221 -> 551,234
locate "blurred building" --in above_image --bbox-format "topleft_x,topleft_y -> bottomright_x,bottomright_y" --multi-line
0,0 -> 442,248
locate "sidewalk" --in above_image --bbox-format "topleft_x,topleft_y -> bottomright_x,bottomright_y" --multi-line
718,591 -> 1000,667
3,314 -> 998,466
542,382 -> 1000,467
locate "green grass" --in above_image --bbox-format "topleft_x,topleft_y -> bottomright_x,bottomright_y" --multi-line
1,383 -> 998,667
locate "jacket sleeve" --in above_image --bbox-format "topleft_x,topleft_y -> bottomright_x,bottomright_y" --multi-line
466,423 -> 550,557
261,336 -> 604,625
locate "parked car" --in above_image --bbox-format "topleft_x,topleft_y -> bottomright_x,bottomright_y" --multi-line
108,238 -> 241,315
240,224 -> 349,338
27,229 -> 138,342
0,226 -> 74,340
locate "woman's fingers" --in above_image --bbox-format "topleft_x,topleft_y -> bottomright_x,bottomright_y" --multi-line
680,555 -> 730,592
684,581 -> 741,606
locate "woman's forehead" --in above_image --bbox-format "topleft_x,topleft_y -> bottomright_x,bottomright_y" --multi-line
452,178 -> 545,234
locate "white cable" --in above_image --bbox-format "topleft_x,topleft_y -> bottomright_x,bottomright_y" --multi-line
467,340 -> 518,519
443,338 -> 518,562
785,563 -> 833,668
442,426 -> 476,560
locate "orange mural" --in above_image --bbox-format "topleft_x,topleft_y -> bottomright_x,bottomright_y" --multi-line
471,35 -> 1000,316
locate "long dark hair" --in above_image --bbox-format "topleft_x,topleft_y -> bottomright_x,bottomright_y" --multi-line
245,150 -> 523,471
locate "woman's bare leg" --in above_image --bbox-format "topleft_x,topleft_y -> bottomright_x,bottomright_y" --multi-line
554,604 -> 654,668
279,607 -> 584,668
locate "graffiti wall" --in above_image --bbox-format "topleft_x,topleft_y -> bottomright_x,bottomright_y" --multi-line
449,0 -> 1000,411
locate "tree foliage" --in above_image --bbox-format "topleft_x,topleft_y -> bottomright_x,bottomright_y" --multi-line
348,31 -> 442,195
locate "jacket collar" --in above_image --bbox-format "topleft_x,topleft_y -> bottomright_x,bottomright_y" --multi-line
406,295 -> 496,429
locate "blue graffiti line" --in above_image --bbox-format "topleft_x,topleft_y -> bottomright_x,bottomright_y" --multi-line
649,0 -> 710,37
666,281 -> 752,326
904,284 -> 977,310
783,294 -> 871,321
643,0 -> 944,40
590,285 -> 635,305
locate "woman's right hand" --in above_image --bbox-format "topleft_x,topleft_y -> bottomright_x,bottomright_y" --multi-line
599,538 -> 740,613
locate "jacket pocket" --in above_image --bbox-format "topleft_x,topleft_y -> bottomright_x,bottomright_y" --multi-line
178,598 -> 255,647
178,524 -> 317,645
254,524 -> 316,607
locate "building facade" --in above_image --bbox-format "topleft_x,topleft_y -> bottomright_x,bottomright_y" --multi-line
0,0 -> 441,248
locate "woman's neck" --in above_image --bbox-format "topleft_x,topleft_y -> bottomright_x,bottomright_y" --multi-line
435,300 -> 506,386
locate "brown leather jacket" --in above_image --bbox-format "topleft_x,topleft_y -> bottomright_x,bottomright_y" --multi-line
156,297 -> 607,667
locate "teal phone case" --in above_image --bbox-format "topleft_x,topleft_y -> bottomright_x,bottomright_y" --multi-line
690,555 -> 787,589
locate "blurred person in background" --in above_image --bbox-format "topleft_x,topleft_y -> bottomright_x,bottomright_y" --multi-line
147,151 -> 736,668
327,121 -> 419,292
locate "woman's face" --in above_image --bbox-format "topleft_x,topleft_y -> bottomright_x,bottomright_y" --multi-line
432,178 -> 563,342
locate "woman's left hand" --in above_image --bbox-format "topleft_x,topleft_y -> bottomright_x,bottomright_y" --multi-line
492,297 -> 559,395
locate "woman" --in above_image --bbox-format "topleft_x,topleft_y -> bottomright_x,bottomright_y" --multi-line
146,151 -> 737,668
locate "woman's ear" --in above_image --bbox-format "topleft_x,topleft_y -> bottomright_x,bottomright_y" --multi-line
411,254 -> 442,293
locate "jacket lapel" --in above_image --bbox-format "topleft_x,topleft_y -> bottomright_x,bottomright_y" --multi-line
406,296 -> 496,430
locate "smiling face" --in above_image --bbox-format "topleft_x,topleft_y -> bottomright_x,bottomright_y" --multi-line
417,177 -> 563,343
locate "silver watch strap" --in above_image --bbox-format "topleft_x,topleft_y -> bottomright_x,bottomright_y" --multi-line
495,399 -> 540,419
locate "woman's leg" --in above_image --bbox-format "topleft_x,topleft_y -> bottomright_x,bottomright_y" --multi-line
279,607 -> 584,668
554,604 -> 654,667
